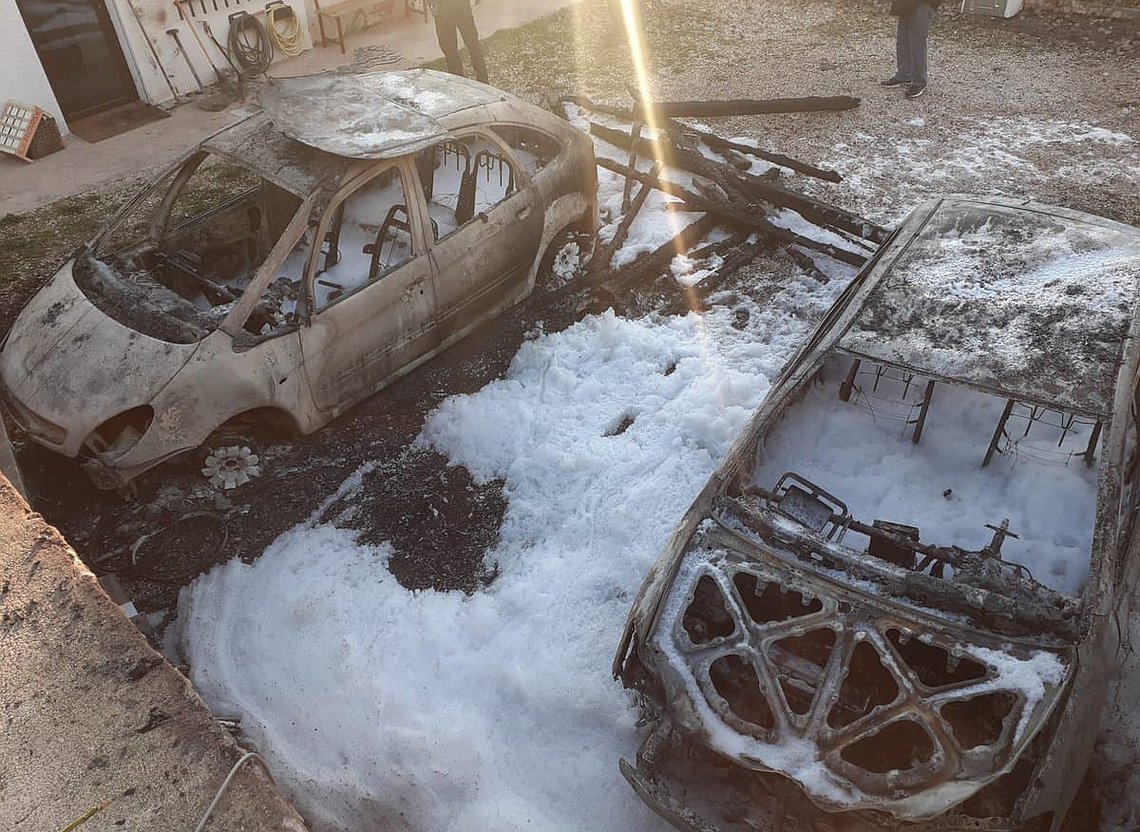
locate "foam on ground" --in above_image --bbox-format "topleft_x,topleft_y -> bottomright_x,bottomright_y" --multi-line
174,291 -> 852,830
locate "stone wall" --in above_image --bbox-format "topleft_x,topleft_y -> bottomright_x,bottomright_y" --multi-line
0,476 -> 309,832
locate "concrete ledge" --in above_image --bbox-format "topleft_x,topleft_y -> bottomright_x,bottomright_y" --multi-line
0,477 -> 308,832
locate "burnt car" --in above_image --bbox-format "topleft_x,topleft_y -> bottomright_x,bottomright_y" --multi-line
0,70 -> 597,488
614,196 -> 1140,832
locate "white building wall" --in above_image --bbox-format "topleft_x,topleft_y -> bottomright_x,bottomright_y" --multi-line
0,2 -> 69,134
105,0 -> 314,107
0,0 -> 313,138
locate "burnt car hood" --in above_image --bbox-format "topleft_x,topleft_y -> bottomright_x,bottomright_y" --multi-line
0,262 -> 198,445
642,503 -> 1073,821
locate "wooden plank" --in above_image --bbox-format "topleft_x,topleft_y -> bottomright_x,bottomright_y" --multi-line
592,213 -> 723,299
588,121 -> 886,245
566,94 -> 845,183
602,161 -> 662,271
631,96 -> 861,120
678,123 -> 842,183
596,157 -> 868,267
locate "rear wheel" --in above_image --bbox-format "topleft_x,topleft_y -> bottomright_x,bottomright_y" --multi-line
538,227 -> 595,290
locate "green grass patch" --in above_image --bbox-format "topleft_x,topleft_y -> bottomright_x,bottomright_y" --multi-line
0,193 -> 116,289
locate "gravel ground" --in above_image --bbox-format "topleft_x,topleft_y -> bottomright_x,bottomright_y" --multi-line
582,0 -> 1139,224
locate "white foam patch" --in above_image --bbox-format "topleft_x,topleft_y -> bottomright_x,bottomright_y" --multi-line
967,647 -> 1066,741
670,252 -> 721,287
753,361 -> 1100,596
176,296 -> 856,830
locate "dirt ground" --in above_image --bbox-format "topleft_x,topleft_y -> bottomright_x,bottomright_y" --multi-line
2,0 -> 1138,825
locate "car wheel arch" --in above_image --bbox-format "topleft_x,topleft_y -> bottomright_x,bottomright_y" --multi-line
529,194 -> 596,289
207,406 -> 302,444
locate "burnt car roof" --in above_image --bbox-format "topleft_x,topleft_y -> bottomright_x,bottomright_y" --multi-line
202,113 -> 347,198
838,196 -> 1140,418
257,69 -> 507,160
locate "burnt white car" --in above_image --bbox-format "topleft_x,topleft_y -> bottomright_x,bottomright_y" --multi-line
615,196 -> 1140,832
0,70 -> 597,488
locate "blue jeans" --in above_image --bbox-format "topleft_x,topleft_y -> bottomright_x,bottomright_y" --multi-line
896,2 -> 934,84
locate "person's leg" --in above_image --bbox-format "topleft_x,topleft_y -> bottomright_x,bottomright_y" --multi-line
434,11 -> 464,77
908,2 -> 933,85
895,13 -> 912,82
454,1 -> 489,84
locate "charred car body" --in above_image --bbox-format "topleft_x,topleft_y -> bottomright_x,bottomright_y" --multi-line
615,196 -> 1140,831
0,70 -> 596,488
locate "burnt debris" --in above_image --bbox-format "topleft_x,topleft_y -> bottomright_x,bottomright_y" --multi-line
560,93 -> 884,310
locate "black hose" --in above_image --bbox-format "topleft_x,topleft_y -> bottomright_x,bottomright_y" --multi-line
227,11 -> 274,75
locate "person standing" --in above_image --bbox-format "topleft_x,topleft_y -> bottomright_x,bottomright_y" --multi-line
881,0 -> 938,100
430,0 -> 489,85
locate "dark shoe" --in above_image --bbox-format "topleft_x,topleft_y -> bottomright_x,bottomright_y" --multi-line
880,75 -> 910,87
905,82 -> 927,99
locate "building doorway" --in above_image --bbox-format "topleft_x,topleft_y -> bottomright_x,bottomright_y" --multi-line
15,0 -> 138,121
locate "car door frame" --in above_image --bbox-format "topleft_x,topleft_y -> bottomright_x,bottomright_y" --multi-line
409,127 -> 545,350
297,157 -> 439,414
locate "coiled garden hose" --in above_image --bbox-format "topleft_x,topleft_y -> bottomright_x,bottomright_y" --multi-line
266,2 -> 305,57
227,11 -> 274,75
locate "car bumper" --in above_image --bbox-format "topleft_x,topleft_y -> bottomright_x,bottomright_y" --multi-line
622,721 -> 1051,832
0,378 -> 69,450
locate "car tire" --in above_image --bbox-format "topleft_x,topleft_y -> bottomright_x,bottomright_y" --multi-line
538,227 -> 596,291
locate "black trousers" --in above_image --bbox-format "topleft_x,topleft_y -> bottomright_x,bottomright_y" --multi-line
434,0 -> 488,84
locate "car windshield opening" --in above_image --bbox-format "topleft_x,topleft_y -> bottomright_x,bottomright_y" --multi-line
74,152 -> 303,343
746,355 -> 1100,601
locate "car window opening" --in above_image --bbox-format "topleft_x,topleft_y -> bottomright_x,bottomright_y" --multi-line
488,124 -> 561,176
747,355 -> 1100,600
73,152 -> 303,344
416,136 -> 517,242
313,165 -> 415,311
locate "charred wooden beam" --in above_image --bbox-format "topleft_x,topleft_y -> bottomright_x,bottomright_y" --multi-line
596,157 -> 867,267
662,234 -> 771,317
621,120 -> 644,213
590,120 -> 762,203
684,232 -> 748,265
589,120 -> 884,244
784,246 -> 830,284
589,121 -> 682,168
568,93 -> 842,183
600,161 -> 662,272
631,96 -> 860,121
692,178 -> 735,210
561,94 -> 630,120
679,123 -> 843,183
717,236 -> 771,275
732,174 -> 887,246
717,144 -> 755,171
591,213 -> 722,298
